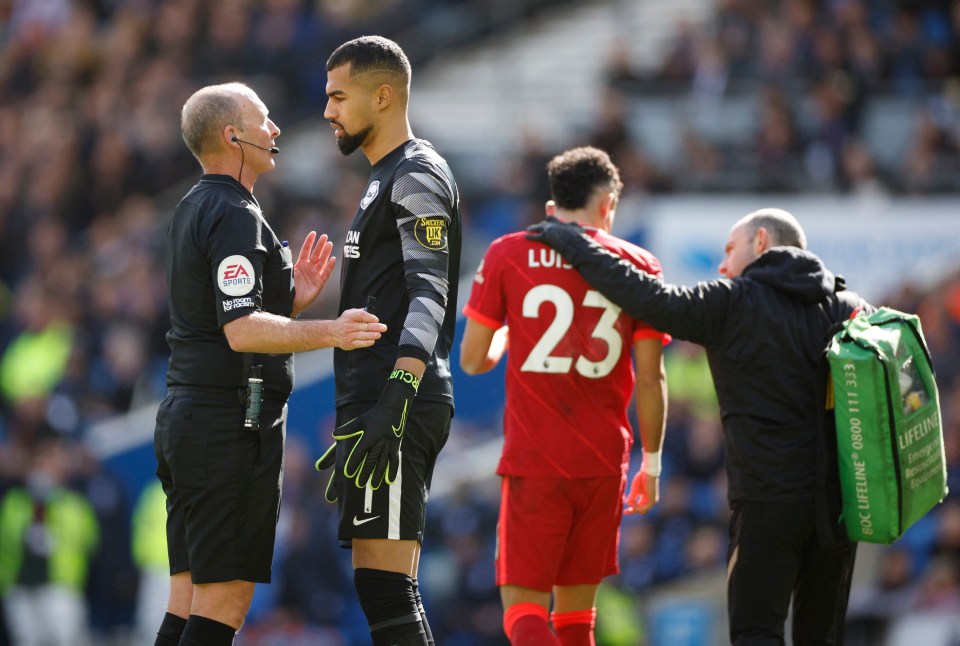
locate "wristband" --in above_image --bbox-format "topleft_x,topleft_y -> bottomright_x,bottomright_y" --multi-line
641,450 -> 662,477
388,368 -> 420,393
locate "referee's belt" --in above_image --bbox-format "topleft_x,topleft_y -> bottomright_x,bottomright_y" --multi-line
167,385 -> 247,406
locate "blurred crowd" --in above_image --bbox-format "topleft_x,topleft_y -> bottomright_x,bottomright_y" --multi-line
596,0 -> 960,194
0,0 -> 957,644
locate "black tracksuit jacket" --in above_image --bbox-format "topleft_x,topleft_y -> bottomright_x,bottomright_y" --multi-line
554,239 -> 871,504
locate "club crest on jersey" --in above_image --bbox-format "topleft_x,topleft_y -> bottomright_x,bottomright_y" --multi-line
414,216 -> 447,250
360,180 -> 380,209
217,255 -> 255,296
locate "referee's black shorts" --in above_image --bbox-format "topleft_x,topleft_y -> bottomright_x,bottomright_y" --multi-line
154,387 -> 287,584
334,400 -> 451,546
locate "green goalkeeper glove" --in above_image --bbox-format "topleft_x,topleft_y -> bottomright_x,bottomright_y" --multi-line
317,368 -> 419,491
314,442 -> 342,503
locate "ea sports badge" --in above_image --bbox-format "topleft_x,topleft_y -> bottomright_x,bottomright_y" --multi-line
217,255 -> 255,296
414,216 -> 447,250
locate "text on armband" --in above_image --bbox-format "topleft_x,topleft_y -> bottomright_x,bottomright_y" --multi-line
389,368 -> 420,392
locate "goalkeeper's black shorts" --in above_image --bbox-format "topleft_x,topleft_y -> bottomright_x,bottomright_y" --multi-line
334,400 -> 451,546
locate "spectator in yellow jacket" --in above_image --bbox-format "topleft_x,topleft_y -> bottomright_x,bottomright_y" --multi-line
0,438 -> 99,646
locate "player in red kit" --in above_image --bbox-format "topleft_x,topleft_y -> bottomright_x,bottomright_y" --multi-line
460,146 -> 669,646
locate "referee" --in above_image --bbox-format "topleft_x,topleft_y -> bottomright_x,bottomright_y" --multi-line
315,37 -> 462,646
153,82 -> 385,646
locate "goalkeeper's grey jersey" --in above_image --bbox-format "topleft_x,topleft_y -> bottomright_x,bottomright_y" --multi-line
334,138 -> 461,409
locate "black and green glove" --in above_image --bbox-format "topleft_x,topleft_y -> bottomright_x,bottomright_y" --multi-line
315,368 -> 419,492
314,442 -> 342,503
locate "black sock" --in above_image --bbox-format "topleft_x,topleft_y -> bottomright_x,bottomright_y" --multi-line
412,578 -> 434,646
155,612 -> 187,646
178,615 -> 236,646
354,567 -> 427,646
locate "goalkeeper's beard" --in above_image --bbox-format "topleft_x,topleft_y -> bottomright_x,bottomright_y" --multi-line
337,125 -> 373,156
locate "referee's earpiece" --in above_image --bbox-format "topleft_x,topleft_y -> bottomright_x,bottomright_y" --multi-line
231,134 -> 280,154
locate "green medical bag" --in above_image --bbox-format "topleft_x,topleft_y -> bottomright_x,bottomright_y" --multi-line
827,307 -> 948,544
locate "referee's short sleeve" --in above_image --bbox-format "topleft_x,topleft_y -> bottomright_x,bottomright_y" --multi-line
208,205 -> 267,328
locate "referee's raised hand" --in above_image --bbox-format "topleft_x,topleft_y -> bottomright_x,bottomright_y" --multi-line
292,231 -> 336,315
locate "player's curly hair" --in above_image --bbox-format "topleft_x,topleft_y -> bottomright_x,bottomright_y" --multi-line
546,146 -> 623,210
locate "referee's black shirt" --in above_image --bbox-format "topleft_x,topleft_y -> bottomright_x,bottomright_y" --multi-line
335,139 -> 461,408
165,174 -> 295,400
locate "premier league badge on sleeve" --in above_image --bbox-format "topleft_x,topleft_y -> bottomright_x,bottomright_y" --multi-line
414,216 -> 447,250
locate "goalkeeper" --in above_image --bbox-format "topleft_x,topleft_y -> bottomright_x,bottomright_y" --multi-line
314,37 -> 461,646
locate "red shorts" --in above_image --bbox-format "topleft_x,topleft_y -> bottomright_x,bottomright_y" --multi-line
495,474 -> 625,591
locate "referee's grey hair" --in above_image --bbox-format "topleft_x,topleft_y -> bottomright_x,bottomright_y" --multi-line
181,82 -> 252,161
740,208 -> 807,249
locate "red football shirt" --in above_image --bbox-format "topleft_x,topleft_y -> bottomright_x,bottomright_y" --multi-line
463,228 -> 669,478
